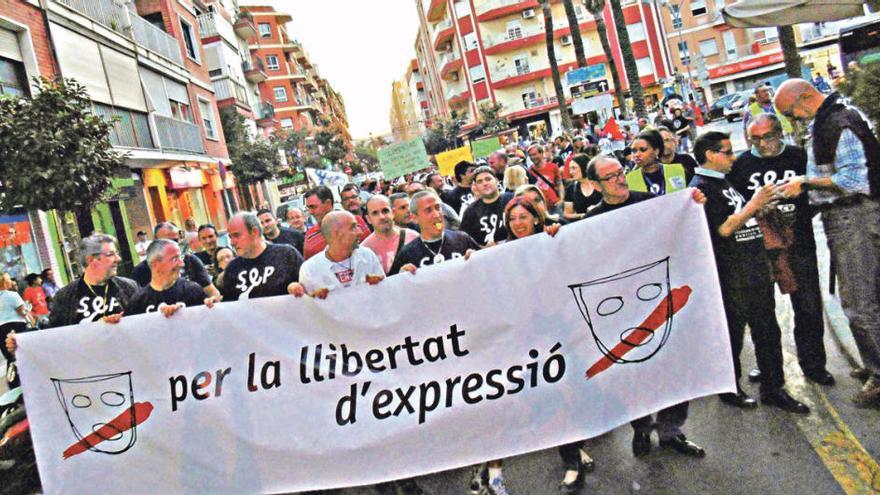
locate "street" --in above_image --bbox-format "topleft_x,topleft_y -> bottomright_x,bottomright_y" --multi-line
703,117 -> 750,153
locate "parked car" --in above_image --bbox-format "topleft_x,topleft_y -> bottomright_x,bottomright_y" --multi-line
724,91 -> 753,122
707,92 -> 740,121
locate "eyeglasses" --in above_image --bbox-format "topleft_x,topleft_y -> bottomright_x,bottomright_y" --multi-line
749,132 -> 780,142
597,170 -> 626,182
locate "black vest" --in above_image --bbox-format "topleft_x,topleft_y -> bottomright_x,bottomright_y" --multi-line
812,92 -> 880,198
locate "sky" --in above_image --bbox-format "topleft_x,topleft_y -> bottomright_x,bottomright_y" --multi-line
242,0 -> 419,140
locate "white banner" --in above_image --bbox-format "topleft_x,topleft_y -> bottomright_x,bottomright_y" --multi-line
17,191 -> 735,494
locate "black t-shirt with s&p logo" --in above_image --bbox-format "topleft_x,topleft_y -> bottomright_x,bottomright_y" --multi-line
389,230 -> 480,275
127,279 -> 207,316
460,192 -> 513,247
221,244 -> 304,301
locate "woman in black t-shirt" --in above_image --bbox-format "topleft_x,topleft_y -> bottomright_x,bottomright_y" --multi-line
563,154 -> 603,222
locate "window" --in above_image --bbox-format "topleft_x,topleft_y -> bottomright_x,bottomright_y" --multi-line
626,22 -> 646,42
521,86 -> 538,108
198,99 -> 217,139
169,100 -> 192,122
723,31 -> 737,58
259,23 -> 271,38
699,38 -> 718,56
179,19 -> 199,62
677,41 -> 690,65
266,55 -> 279,70
636,57 -> 653,76
273,86 -> 288,102
514,56 -> 530,75
506,21 -> 523,40
469,64 -> 485,83
280,118 -> 294,128
463,33 -> 478,51
751,27 -> 778,44
670,5 -> 682,29
690,0 -> 707,16
574,5 -> 585,19
0,58 -> 28,97
454,0 -> 470,18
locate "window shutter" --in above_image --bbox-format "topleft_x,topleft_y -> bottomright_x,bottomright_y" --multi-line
0,29 -> 22,62
100,46 -> 147,112
51,25 -> 112,104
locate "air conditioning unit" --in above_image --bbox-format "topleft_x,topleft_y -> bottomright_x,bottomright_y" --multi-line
522,8 -> 536,19
561,35 -> 572,45
451,72 -> 459,81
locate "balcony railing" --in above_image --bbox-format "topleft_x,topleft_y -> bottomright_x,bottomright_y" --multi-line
129,12 -> 184,65
213,77 -> 250,106
153,114 -> 205,154
56,0 -> 129,34
433,18 -> 453,33
93,103 -> 155,149
438,51 -> 461,68
476,0 -> 529,16
56,0 -> 184,66
484,26 -> 544,48
196,12 -> 218,37
255,101 -> 275,121
523,95 -> 558,110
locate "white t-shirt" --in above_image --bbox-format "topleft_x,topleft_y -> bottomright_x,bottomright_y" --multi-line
298,247 -> 384,293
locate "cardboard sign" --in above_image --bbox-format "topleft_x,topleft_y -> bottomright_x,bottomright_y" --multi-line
436,146 -> 474,177
377,138 -> 430,179
471,137 -> 501,160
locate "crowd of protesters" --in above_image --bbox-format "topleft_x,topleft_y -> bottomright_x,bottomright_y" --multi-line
2,77 -> 879,495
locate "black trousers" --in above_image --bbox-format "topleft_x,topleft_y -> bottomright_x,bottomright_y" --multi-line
787,248 -> 827,373
558,441 -> 585,470
722,279 -> 785,394
630,401 -> 689,439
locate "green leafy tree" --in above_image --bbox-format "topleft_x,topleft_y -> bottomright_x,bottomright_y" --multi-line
219,106 -> 249,159
839,62 -> 880,139
424,111 -> 464,154
354,143 -> 378,172
477,102 -> 509,136
313,118 -> 350,168
0,77 -> 122,213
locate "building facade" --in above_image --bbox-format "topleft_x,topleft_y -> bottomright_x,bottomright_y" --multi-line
411,0 -> 673,137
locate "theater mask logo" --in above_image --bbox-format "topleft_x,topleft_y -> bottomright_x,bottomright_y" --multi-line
51,372 -> 154,459
568,258 -> 692,379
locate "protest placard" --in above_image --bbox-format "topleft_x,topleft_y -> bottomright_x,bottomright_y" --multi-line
18,192 -> 733,494
471,136 -> 501,159
436,146 -> 473,177
377,138 -> 429,179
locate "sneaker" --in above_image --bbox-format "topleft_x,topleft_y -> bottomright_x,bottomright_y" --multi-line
853,376 -> 880,408
468,464 -> 488,495
487,476 -> 510,495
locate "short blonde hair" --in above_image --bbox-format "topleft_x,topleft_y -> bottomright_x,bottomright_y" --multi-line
503,166 -> 527,192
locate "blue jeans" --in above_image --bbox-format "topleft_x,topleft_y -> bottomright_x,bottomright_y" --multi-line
822,198 -> 880,378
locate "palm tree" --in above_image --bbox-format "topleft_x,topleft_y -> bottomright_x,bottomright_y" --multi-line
563,0 -> 587,68
541,0 -> 573,130
608,0 -> 647,118
777,25 -> 803,79
584,0 -> 626,119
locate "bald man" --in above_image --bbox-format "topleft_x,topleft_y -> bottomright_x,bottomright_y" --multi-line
775,78 -> 880,408
297,211 -> 384,298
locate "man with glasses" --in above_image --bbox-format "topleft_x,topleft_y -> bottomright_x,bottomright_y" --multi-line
775,78 -> 880,408
340,183 -> 371,233
127,239 -> 218,317
130,223 -> 219,299
728,113 -> 833,387
691,131 -> 809,414
584,154 -> 707,459
303,186 -> 370,260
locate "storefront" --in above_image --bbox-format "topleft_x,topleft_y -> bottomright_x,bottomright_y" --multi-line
0,212 -> 41,283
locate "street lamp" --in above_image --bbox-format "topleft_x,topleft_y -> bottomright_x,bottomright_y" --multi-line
657,0 -> 696,103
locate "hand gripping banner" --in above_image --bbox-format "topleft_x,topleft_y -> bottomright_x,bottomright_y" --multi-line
16,191 -> 735,494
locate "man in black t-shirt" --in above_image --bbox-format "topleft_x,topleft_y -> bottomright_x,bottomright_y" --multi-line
691,131 -> 809,414
728,114 -> 832,386
443,160 -> 476,216
128,239 -> 217,317
130,222 -> 219,299
258,208 -> 305,255
222,212 -> 306,301
460,166 -> 513,246
390,190 -> 479,275
583,154 -> 707,462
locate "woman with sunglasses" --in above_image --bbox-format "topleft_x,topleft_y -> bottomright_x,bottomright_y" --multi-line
625,129 -> 689,197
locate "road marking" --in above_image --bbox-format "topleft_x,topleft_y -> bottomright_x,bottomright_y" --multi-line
782,349 -> 880,494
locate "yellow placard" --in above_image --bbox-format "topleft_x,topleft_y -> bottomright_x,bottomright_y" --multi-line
436,146 -> 473,177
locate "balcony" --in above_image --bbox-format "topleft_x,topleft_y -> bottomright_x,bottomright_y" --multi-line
243,57 -> 267,83
93,103 -> 155,149
129,13 -> 184,65
523,95 -> 558,110
439,52 -> 462,80
196,12 -> 218,37
153,114 -> 205,154
255,101 -> 277,127
234,11 -> 257,39
213,77 -> 250,108
426,0 -> 448,22
55,0 -> 184,66
476,0 -> 540,22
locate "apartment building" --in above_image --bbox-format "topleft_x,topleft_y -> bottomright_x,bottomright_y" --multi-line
390,59 -> 428,142
412,0 -> 673,137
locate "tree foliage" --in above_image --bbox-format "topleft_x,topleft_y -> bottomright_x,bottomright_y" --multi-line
477,102 -> 509,136
354,143 -> 378,172
423,111 -> 464,154
0,77 -> 122,212
219,107 -> 281,185
839,63 -> 880,140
